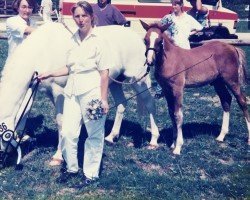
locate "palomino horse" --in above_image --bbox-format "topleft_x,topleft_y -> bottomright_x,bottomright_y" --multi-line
0,22 -> 160,163
141,20 -> 250,155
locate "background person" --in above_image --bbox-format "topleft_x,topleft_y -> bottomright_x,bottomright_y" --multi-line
187,0 -> 209,27
6,0 -> 37,56
161,0 -> 203,49
38,1 -> 112,188
39,0 -> 54,22
92,0 -> 126,26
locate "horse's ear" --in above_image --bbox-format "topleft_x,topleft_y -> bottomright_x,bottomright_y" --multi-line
161,22 -> 173,33
140,20 -> 150,31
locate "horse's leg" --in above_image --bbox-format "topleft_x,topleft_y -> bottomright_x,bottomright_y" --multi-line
105,82 -> 127,143
14,87 -> 34,136
46,82 -> 64,161
131,79 -> 160,148
165,87 -> 184,155
225,80 -> 250,144
212,80 -> 232,142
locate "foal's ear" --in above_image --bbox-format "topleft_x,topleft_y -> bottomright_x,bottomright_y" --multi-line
161,22 -> 173,33
140,20 -> 150,31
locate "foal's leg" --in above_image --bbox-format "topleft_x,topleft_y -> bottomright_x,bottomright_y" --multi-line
105,82 -> 127,143
213,80 -> 232,142
132,79 -> 160,148
226,81 -> 250,145
165,88 -> 184,155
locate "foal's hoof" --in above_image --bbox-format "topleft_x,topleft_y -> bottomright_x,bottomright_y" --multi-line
146,144 -> 159,150
215,136 -> 224,143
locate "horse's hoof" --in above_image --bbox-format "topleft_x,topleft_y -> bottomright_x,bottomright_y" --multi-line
16,135 -> 31,143
146,144 -> 159,150
127,142 -> 134,147
105,137 -> 114,144
172,148 -> 181,155
170,143 -> 175,149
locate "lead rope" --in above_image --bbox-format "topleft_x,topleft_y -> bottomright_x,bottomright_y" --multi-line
1,72 -> 40,168
108,54 -> 214,111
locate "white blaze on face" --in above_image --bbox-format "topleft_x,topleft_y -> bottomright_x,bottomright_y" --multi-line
147,31 -> 159,65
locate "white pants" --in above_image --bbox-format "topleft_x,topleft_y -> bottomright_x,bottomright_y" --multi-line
61,87 -> 106,179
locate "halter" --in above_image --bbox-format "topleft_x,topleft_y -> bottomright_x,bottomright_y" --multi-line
145,42 -> 163,66
145,47 -> 158,57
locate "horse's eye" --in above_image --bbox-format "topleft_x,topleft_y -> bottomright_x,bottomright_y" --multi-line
157,41 -> 163,46
144,39 -> 148,45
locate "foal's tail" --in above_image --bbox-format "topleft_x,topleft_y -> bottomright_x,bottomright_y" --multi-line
236,47 -> 248,85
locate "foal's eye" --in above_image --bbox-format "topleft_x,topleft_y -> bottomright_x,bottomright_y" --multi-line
144,39 -> 148,45
157,40 -> 163,46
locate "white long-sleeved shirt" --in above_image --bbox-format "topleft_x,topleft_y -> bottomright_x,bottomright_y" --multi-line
6,15 -> 36,56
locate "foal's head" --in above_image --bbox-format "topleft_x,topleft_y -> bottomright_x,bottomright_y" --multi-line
140,20 -> 170,66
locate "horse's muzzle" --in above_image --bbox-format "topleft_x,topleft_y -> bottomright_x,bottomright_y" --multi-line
145,47 -> 157,57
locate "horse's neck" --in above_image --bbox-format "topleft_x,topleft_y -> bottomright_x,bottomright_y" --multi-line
162,34 -> 176,51
154,34 -> 173,66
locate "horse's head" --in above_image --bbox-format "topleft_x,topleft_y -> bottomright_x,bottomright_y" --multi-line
140,20 -> 170,66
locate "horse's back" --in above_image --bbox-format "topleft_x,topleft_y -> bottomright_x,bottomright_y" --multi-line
94,26 -> 146,78
0,22 -> 71,123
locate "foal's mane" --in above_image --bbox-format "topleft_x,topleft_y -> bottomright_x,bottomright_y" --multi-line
148,22 -> 163,30
162,32 -> 175,46
148,22 -> 175,46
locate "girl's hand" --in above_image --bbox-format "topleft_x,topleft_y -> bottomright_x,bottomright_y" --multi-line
101,100 -> 109,114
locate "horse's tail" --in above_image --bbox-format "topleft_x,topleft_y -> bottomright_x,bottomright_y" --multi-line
235,47 -> 248,85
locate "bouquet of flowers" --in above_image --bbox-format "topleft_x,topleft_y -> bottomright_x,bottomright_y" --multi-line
86,99 -> 104,120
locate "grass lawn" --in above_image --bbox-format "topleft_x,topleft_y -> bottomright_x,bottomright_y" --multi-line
0,24 -> 249,199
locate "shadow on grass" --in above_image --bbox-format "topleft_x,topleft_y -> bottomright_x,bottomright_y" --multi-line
5,117 -> 220,169
24,114 -> 221,150
158,122 -> 221,147
105,119 -> 145,148
105,119 -> 221,148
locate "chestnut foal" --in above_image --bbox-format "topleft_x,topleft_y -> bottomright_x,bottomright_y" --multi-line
141,20 -> 250,155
